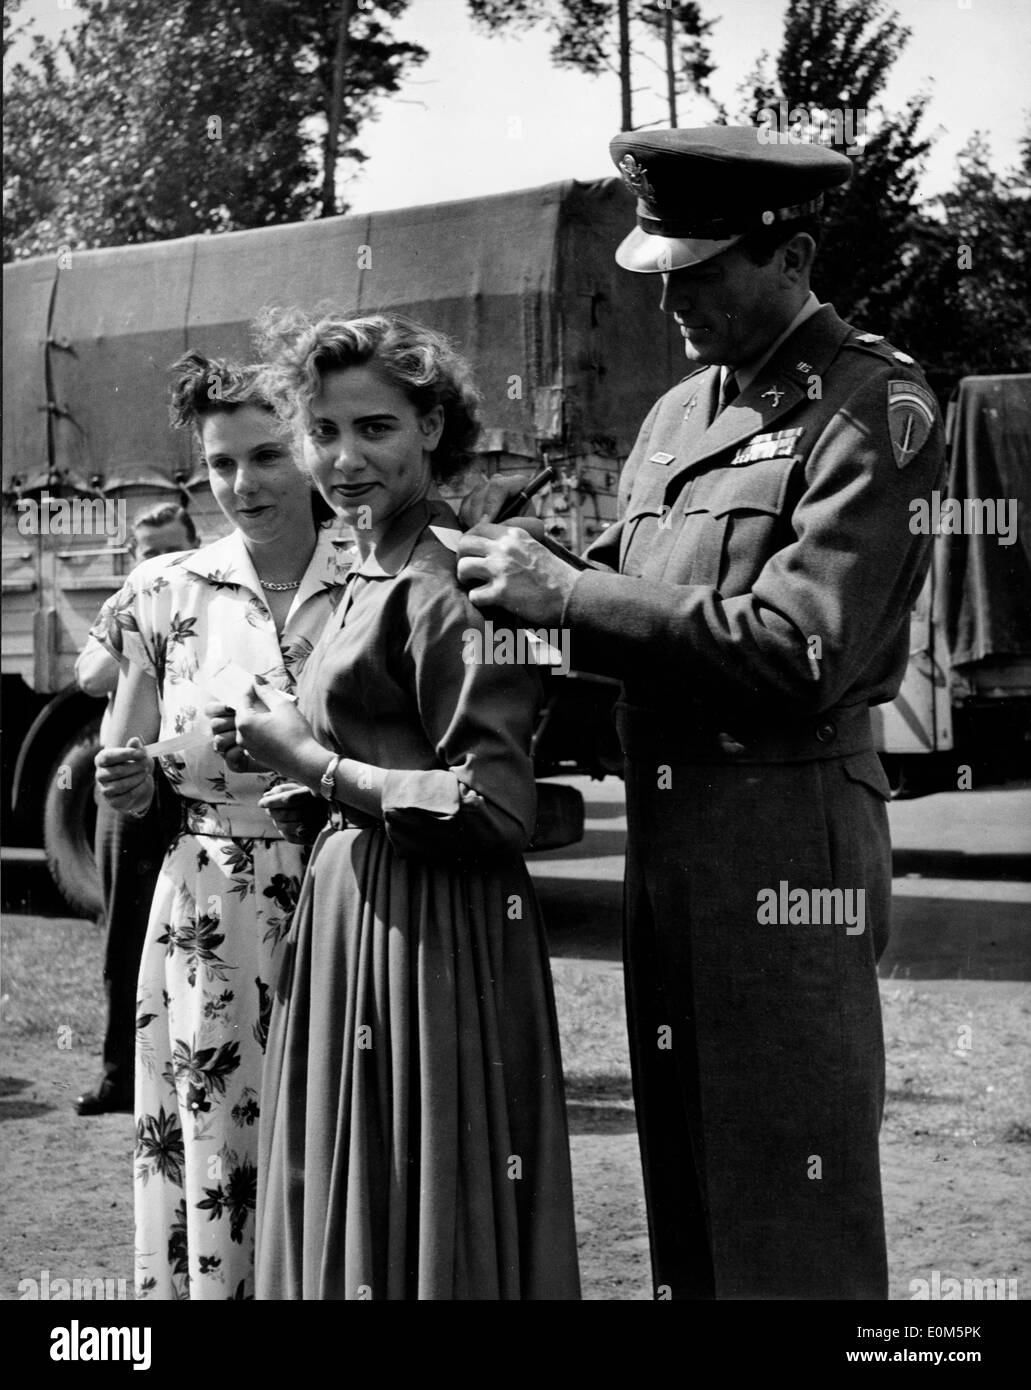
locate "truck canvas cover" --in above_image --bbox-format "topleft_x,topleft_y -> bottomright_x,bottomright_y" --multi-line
3,179 -> 679,497
939,374 -> 1031,676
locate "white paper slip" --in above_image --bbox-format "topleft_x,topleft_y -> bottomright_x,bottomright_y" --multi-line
429,525 -> 464,553
522,631 -> 565,665
256,683 -> 297,706
205,660 -> 296,709
143,728 -> 212,758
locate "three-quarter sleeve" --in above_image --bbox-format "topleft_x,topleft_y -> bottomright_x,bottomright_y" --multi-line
378,569 -> 542,860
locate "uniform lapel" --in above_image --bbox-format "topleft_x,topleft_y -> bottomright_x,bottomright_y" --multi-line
661,305 -> 854,489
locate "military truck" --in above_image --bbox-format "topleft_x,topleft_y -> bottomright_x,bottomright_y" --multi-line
3,178 -> 673,914
874,373 -> 1031,795
5,181 -> 1028,915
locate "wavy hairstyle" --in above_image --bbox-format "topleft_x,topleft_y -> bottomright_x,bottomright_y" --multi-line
168,350 -> 277,432
167,349 -> 335,524
255,310 -> 482,482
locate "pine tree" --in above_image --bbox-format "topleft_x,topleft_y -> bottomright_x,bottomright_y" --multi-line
467,0 -> 715,130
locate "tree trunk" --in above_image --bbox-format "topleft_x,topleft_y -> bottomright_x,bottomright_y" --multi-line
321,0 -> 359,218
618,0 -> 632,130
664,2 -> 677,127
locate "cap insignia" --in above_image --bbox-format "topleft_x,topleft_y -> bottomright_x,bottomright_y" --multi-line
618,154 -> 656,201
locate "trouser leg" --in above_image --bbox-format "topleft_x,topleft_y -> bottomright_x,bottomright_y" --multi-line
96,784 -> 173,1093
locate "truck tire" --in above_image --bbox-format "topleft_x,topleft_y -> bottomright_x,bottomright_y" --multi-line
42,721 -> 102,919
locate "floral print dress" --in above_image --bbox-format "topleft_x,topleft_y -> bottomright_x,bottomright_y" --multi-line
92,526 -> 348,1299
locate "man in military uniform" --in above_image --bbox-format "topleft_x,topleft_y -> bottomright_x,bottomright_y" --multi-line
457,127 -> 945,1299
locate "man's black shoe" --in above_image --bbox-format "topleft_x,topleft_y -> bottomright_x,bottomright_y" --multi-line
74,1086 -> 133,1116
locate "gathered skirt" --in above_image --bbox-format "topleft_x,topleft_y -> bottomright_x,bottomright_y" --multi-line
134,821 -> 303,1300
255,824 -> 581,1300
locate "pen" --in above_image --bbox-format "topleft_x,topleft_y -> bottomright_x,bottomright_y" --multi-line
494,464 -> 556,523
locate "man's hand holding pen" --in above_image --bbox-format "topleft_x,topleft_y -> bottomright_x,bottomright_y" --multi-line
455,463 -> 581,625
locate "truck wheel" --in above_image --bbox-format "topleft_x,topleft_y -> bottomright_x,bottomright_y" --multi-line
42,722 -> 102,919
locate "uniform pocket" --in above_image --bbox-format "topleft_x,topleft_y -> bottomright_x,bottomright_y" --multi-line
841,750 -> 892,801
672,457 -> 797,588
620,507 -> 674,576
684,456 -> 796,519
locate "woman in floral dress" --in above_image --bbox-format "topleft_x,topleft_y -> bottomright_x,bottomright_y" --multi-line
217,312 -> 580,1299
93,353 -> 348,1299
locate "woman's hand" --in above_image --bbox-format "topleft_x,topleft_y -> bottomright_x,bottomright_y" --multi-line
235,679 -> 320,783
259,782 -> 327,844
95,737 -> 155,816
205,700 -> 266,774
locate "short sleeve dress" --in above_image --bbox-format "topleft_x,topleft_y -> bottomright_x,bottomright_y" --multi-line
91,525 -> 349,1300
255,498 -> 581,1300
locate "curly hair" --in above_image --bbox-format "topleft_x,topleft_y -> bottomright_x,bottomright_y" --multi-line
167,350 -> 335,525
255,309 -> 482,482
167,350 -> 278,433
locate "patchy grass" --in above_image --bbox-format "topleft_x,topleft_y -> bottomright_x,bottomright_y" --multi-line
2,917 -> 1028,1301
881,986 -> 1031,1148
1,916 -> 106,1045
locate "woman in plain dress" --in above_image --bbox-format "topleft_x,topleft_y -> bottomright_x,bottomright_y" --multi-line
215,311 -> 580,1300
93,353 -> 348,1298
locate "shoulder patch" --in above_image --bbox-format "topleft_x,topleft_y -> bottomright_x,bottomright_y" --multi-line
887,380 -> 937,469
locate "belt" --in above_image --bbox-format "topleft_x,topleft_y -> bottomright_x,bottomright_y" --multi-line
182,799 -> 283,839
615,700 -> 873,765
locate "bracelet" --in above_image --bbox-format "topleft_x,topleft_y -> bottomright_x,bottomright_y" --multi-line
319,753 -> 342,801
124,769 -> 156,820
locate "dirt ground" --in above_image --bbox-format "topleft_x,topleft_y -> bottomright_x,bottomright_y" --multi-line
2,916 -> 1028,1303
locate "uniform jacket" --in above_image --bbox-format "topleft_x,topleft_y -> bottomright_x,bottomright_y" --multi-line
563,303 -> 947,749
558,302 -> 947,1298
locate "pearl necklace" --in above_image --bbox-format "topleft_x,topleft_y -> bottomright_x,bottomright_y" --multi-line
259,578 -> 301,591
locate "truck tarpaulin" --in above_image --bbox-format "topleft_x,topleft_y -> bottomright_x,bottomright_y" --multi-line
940,375 -> 1031,672
3,179 -> 679,498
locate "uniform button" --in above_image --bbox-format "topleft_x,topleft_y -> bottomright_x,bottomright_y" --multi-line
815,721 -> 837,743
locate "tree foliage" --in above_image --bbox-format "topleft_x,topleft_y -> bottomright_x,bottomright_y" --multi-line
735,0 -> 1029,385
916,132 -> 1031,382
467,0 -> 715,125
736,0 -> 934,332
3,0 -> 425,260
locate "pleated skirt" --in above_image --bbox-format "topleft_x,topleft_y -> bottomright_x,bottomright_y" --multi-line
255,824 -> 581,1300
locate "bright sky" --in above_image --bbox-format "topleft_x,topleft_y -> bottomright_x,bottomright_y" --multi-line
11,0 -> 1030,211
